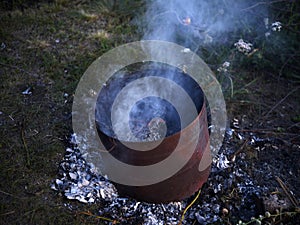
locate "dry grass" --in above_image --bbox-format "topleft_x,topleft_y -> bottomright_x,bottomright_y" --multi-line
0,1 -> 137,224
0,1 -> 299,224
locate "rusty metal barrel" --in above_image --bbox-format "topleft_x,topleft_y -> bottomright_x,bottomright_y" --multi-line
95,63 -> 211,203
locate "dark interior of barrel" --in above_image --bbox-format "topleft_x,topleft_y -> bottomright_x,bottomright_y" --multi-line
95,63 -> 205,142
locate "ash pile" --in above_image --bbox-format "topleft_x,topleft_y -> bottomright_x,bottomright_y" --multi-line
52,121 -> 299,224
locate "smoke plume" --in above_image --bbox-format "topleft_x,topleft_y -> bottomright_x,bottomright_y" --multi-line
139,0 -> 269,49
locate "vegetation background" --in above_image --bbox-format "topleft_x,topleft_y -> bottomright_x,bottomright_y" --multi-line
0,0 -> 299,224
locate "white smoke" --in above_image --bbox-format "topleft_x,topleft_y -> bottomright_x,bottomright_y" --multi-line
138,0 -> 269,49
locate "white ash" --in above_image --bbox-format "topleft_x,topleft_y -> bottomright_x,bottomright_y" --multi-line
271,21 -> 282,32
52,134 -> 184,224
181,48 -> 191,53
52,125 -> 273,224
234,39 -> 253,55
214,152 -> 230,169
51,147 -> 118,203
121,117 -> 167,142
22,87 -> 32,95
217,61 -> 230,73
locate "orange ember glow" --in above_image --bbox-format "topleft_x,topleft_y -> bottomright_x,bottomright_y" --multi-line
183,17 -> 191,25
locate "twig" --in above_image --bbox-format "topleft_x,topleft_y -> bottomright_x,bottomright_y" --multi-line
178,189 -> 201,225
79,211 -> 120,224
0,211 -> 15,216
0,62 -> 38,77
237,128 -> 298,136
279,54 -> 295,79
264,86 -> 300,118
243,210 -> 299,225
21,125 -> 30,167
0,190 -> 15,197
290,134 -> 300,143
241,0 -> 287,11
276,176 -> 299,207
227,74 -> 234,98
247,48 -> 259,57
287,122 -> 300,130
230,139 -> 249,161
0,190 -> 22,199
105,138 -> 116,152
149,10 -> 184,27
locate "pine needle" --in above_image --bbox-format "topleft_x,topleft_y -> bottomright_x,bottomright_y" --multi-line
79,211 -> 120,223
178,189 -> 202,225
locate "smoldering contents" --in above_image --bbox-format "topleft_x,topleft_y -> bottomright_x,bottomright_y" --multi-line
95,64 -> 204,142
126,97 -> 178,142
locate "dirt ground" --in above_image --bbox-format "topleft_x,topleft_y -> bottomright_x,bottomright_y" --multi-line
0,1 -> 299,224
